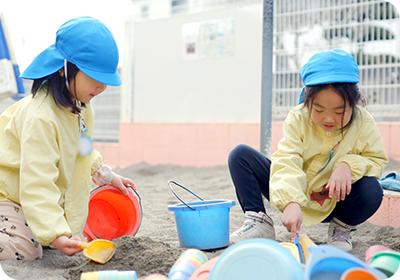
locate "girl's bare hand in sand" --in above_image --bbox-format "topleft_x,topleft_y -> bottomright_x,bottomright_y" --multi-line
111,174 -> 136,195
281,202 -> 302,242
327,162 -> 352,202
51,236 -> 87,256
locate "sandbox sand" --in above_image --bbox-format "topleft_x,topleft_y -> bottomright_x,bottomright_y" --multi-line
1,159 -> 400,280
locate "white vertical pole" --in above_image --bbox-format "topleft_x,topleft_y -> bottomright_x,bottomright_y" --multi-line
121,16 -> 135,122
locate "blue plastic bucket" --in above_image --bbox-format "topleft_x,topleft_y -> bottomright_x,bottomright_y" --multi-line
167,181 -> 235,250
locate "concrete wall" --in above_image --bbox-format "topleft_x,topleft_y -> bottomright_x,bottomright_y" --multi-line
129,3 -> 263,123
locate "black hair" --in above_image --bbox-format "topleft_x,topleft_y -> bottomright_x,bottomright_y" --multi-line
302,83 -> 367,130
31,62 -> 86,114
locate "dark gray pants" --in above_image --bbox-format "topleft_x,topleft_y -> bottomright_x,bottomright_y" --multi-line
228,144 -> 383,226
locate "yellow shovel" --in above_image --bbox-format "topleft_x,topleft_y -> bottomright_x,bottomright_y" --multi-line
298,234 -> 317,264
280,242 -> 301,263
78,239 -> 116,264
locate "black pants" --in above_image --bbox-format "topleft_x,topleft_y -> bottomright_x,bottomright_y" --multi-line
228,144 -> 383,226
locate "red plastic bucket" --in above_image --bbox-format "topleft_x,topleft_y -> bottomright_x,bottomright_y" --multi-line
83,185 -> 142,241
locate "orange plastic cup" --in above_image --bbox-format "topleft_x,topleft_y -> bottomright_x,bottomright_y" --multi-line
340,267 -> 380,280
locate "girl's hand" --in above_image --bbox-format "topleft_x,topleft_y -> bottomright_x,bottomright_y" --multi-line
327,162 -> 352,202
281,202 -> 302,242
110,174 -> 136,195
50,235 -> 87,256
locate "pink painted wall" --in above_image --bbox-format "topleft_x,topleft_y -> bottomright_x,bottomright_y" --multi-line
94,122 -> 400,168
94,122 -> 400,228
368,192 -> 400,228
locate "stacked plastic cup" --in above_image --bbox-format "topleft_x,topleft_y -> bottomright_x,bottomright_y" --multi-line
80,270 -> 137,280
168,249 -> 209,280
365,245 -> 391,264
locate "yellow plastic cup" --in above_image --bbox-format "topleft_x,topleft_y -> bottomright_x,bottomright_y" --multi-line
81,271 -> 99,280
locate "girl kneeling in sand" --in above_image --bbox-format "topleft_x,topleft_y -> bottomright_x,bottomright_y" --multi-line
228,49 -> 388,251
0,17 -> 135,260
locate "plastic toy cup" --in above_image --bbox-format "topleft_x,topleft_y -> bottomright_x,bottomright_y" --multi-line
369,251 -> 400,277
169,261 -> 199,280
81,271 -> 99,280
80,270 -> 137,280
178,249 -> 208,263
176,251 -> 208,268
365,245 -> 391,264
340,267 -> 381,280
176,258 -> 203,268
189,257 -> 219,280
169,249 -> 209,280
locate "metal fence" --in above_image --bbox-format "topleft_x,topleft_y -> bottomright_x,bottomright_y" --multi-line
91,85 -> 121,142
0,79 -> 121,142
273,0 -> 400,121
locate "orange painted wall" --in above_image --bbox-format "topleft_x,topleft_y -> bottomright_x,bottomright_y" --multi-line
94,122 -> 400,168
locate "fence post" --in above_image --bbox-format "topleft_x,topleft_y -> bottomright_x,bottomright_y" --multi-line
260,0 -> 274,156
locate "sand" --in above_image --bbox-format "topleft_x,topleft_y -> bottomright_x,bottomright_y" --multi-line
1,159 -> 400,280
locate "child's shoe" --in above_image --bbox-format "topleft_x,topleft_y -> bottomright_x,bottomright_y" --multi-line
327,217 -> 356,251
230,211 -> 276,244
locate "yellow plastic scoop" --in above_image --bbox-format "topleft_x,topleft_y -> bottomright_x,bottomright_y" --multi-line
298,234 -> 317,264
78,239 -> 116,264
279,234 -> 317,264
280,242 -> 301,263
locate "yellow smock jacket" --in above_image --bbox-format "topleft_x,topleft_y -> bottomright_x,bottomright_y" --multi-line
270,104 -> 388,226
0,89 -> 103,245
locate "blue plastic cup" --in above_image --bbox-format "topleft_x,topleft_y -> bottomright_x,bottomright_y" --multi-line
168,261 -> 198,280
115,271 -> 138,280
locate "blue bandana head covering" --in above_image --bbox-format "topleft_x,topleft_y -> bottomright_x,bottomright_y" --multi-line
298,49 -> 359,104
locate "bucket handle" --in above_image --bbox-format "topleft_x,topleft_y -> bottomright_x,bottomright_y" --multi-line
168,180 -> 203,211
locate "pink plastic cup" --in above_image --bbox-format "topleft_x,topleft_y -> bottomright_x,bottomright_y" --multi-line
365,245 -> 391,264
